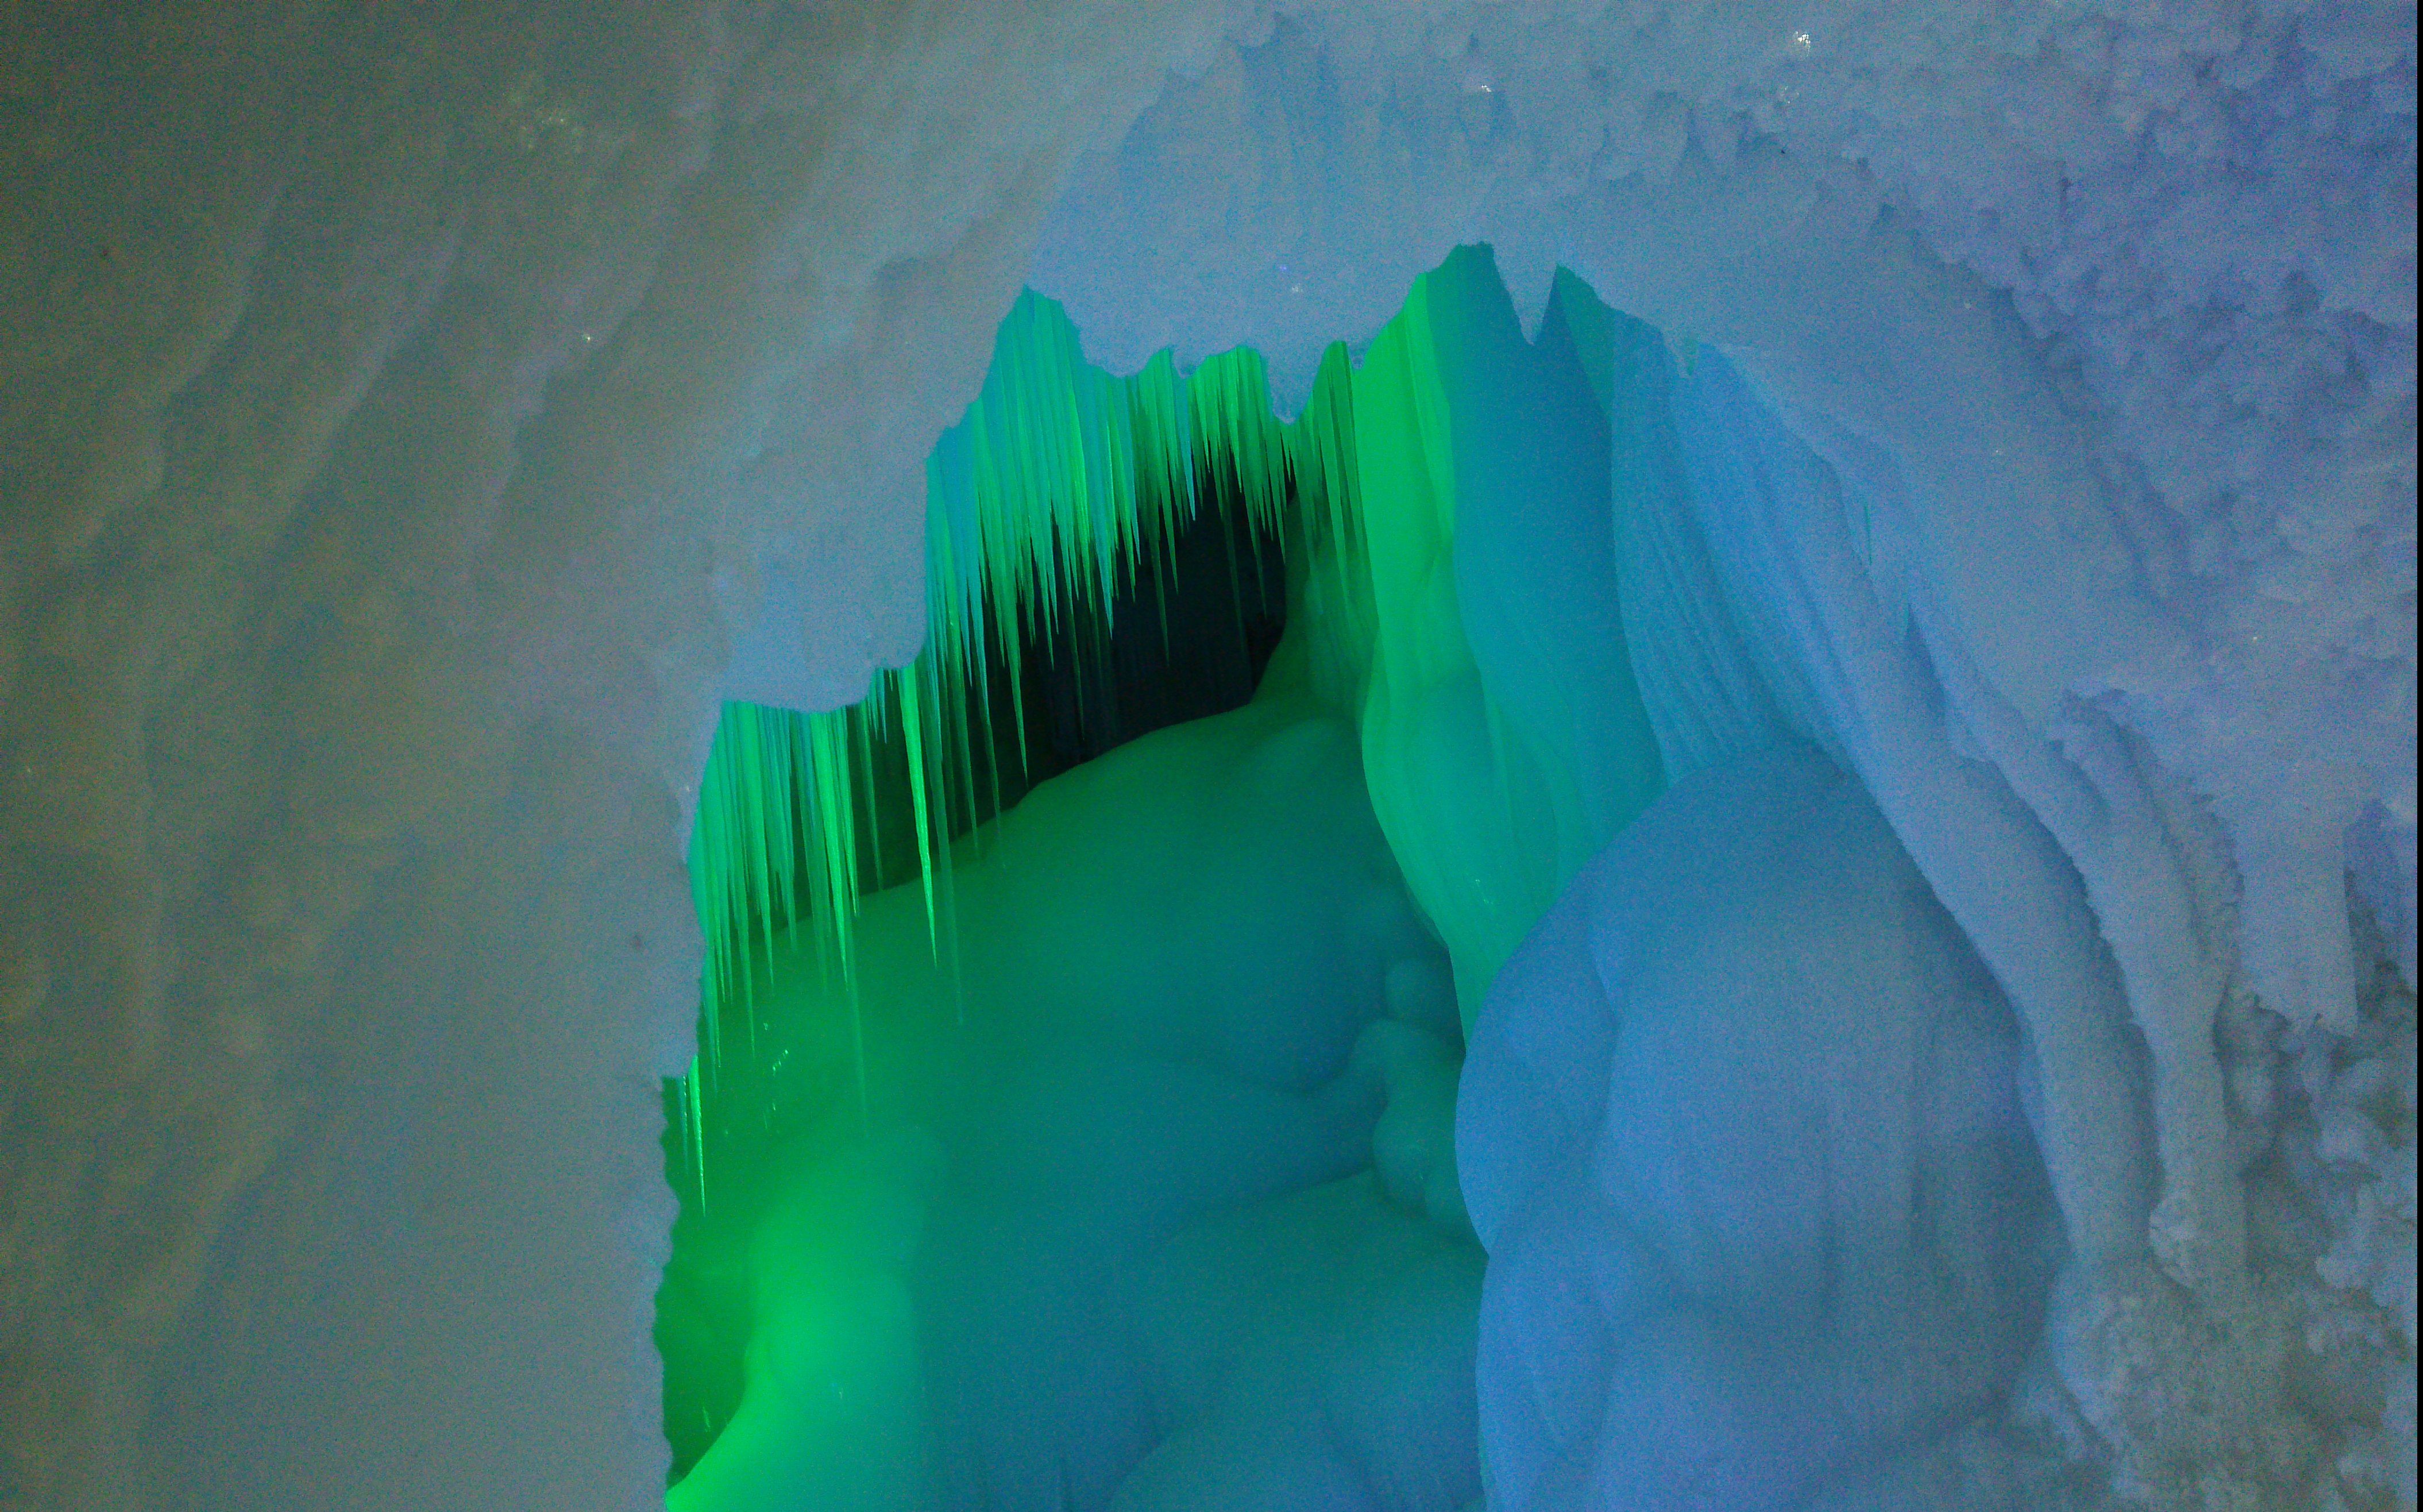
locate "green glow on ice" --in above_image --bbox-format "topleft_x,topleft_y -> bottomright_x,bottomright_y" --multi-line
661,249 -> 1666,1488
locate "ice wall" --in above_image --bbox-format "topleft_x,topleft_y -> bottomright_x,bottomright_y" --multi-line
0,3 -> 1247,1505
0,2 -> 2410,1510
1033,0 -> 2417,1009
1032,5 -> 2414,1507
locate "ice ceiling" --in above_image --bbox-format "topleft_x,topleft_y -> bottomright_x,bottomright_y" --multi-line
0,2 -> 2412,1511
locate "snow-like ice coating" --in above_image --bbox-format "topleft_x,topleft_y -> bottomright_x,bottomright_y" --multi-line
0,2 -> 2409,1509
1463,739 -> 2057,1509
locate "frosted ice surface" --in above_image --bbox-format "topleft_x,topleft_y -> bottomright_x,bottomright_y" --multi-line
1034,0 -> 2417,1027
1460,740 -> 2058,1511
3,3 -> 1242,1506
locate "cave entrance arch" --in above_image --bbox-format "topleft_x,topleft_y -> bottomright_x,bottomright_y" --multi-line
651,245 -> 2061,1512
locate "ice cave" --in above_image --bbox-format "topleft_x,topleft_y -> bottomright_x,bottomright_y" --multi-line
0,4 -> 2413,1511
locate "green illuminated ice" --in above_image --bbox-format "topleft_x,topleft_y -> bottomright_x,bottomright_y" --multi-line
661,247 -> 1663,1510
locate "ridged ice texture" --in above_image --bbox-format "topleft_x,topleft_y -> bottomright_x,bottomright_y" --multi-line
1452,307 -> 2414,1507
0,5 -> 1255,1507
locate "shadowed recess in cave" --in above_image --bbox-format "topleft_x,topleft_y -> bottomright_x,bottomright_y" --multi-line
654,247 -> 2058,1512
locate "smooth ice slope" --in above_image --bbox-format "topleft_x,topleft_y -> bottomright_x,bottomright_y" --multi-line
1280,249 -> 1669,1031
1358,251 -> 1667,1027
666,653 -> 1486,1511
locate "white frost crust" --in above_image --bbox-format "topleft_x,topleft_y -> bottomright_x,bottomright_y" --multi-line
0,2 -> 1239,1506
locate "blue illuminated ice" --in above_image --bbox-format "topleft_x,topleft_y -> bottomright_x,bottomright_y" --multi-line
1461,741 -> 2058,1511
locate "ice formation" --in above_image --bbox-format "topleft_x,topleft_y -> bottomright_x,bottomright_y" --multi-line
653,224 -> 2406,1512
1463,739 -> 2058,1509
664,680 -> 1448,1511
657,256 -> 1647,1511
0,2 -> 2411,1511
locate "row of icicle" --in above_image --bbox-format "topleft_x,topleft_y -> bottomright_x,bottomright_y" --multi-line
673,290 -> 1365,1208
673,254 -> 1669,1216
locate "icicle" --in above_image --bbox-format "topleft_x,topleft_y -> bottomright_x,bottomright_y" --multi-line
685,1057 -> 708,1210
854,699 -> 882,890
899,661 -> 942,958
